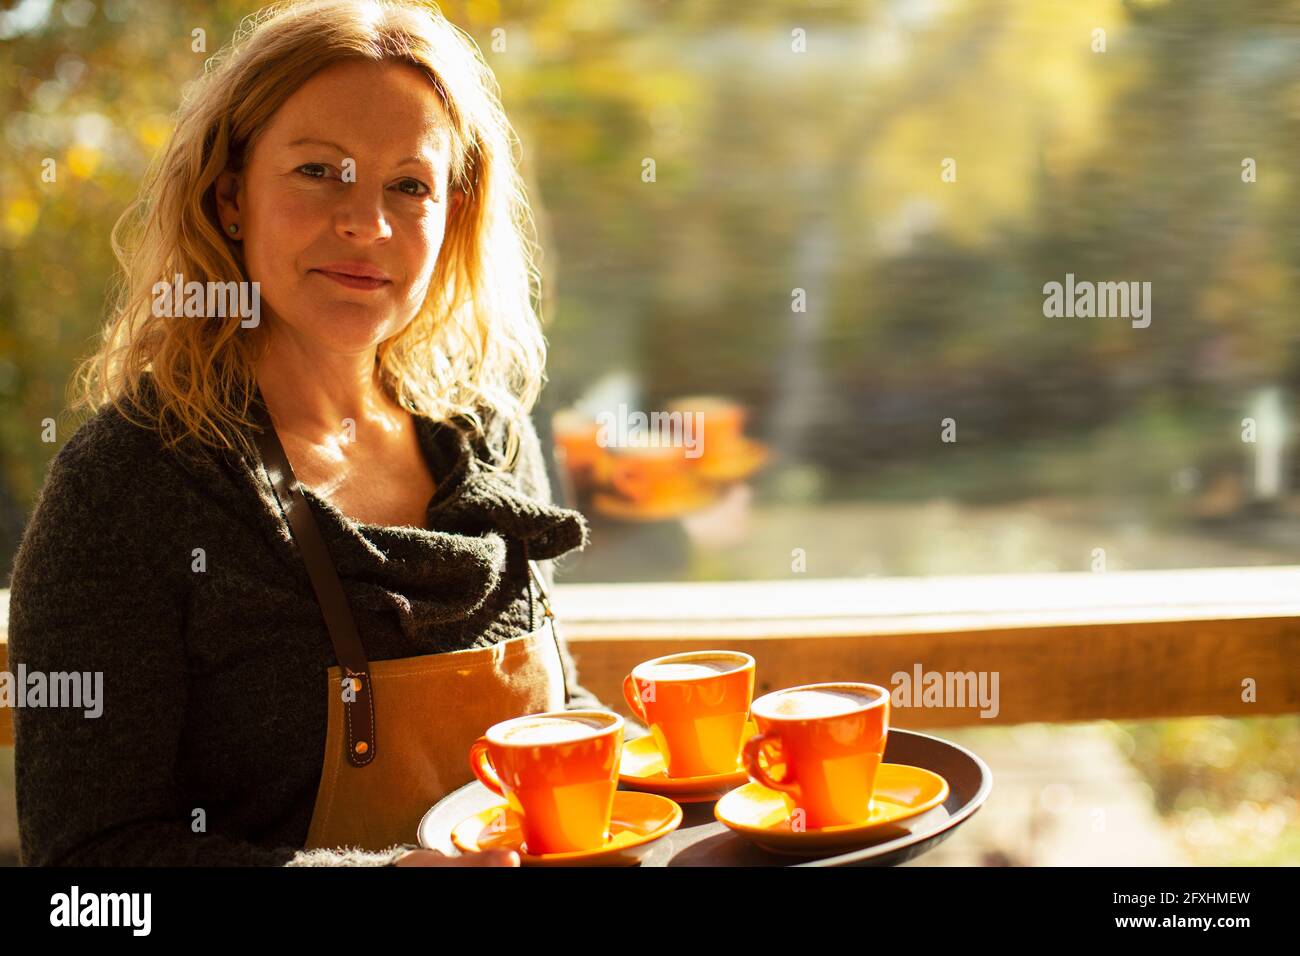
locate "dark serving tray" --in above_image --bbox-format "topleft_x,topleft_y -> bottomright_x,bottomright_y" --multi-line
417,728 -> 993,866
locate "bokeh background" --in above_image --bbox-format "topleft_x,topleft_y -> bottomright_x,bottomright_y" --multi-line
0,0 -> 1296,865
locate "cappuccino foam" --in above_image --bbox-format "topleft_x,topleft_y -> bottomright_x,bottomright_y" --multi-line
758,688 -> 877,719
497,714 -> 611,746
636,656 -> 745,682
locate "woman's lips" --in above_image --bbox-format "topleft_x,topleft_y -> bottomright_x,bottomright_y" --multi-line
311,269 -> 391,291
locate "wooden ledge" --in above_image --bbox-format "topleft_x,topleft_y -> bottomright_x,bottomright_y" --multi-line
3,567 -> 1298,745
551,567 -> 1300,727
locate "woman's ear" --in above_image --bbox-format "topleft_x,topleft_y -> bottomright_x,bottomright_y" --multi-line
214,170 -> 243,237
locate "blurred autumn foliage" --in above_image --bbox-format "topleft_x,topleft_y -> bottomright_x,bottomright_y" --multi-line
2,0 -> 1299,580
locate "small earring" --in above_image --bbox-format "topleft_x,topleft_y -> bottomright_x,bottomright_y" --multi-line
228,224 -> 239,235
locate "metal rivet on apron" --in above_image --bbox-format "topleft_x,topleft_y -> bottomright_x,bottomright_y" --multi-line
351,677 -> 362,693
355,741 -> 369,755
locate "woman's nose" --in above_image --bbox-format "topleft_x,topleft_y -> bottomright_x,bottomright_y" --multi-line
333,191 -> 393,242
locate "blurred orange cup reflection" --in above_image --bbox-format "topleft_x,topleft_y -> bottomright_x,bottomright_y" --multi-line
608,440 -> 691,503
666,394 -> 746,459
551,409 -> 602,478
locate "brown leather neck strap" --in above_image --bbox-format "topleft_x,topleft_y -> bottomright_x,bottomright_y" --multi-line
524,540 -> 569,705
248,397 -> 377,768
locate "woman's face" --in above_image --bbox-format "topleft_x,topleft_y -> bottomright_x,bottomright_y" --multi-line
216,58 -> 460,357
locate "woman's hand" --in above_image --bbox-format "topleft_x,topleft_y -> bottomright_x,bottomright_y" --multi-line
393,848 -> 520,866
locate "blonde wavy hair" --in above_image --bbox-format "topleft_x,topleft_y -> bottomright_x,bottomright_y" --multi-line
70,0 -> 547,472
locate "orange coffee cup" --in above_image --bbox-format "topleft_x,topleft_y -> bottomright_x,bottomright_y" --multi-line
743,682 -> 890,829
665,394 -> 746,459
552,408 -> 602,481
622,650 -> 756,778
468,709 -> 624,854
608,438 -> 691,503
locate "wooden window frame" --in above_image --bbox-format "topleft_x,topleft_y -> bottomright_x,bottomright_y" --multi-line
2,565 -> 1298,745
549,565 -> 1300,729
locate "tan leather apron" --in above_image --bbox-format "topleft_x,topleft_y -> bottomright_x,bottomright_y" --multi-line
251,400 -> 569,853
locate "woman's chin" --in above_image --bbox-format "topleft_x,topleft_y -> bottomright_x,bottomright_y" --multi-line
304,297 -> 395,325
270,301 -> 396,347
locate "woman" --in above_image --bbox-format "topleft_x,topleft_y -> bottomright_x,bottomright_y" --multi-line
8,0 -> 643,867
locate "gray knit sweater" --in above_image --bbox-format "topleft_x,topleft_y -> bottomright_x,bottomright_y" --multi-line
7,374 -> 643,866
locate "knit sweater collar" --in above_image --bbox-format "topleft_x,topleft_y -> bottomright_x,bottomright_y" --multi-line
144,374 -> 588,641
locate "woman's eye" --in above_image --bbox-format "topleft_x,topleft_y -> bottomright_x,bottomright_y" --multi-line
294,165 -> 429,197
393,178 -> 431,197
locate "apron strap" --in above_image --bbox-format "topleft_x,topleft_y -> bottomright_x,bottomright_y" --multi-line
525,545 -> 570,705
249,396 -> 377,769
525,556 -> 554,631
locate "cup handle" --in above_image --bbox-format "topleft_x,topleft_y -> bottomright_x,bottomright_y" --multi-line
610,460 -> 645,500
743,732 -> 798,797
622,674 -> 650,724
592,453 -> 615,486
468,736 -> 507,799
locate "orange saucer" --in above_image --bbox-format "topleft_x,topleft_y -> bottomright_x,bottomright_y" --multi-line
693,438 -> 771,482
715,763 -> 950,856
450,790 -> 682,866
618,720 -> 758,802
591,483 -> 722,522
